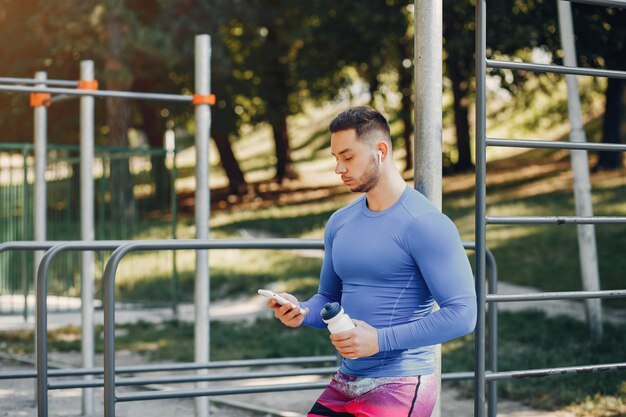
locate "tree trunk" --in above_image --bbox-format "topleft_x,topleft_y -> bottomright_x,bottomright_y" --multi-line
213,132 -> 247,195
270,114 -> 298,183
368,72 -> 380,107
106,0 -> 136,226
594,77 -> 624,171
399,32 -> 413,172
447,56 -> 473,172
136,101 -> 171,209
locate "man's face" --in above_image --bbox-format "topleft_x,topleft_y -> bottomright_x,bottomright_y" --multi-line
330,129 -> 380,193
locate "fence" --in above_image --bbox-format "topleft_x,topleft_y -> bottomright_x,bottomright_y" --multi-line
0,143 -> 179,315
0,238 -> 496,417
474,0 -> 626,416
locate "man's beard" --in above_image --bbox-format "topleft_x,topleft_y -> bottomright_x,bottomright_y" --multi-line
350,156 -> 380,193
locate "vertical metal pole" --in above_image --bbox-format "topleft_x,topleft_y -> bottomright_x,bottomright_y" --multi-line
36,251 -> 51,417
33,71 -> 47,407
194,34 -> 211,417
171,147 -> 179,317
475,0 -> 488,416
33,71 -> 47,313
414,2 -> 443,417
486,251 -> 498,417
80,60 -> 96,417
414,0 -> 443,210
557,0 -> 603,341
22,145 -> 30,321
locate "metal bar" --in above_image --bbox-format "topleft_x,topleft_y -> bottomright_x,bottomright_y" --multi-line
47,94 -> 77,105
0,356 -> 339,380
116,381 -> 331,402
0,241 -> 74,253
486,216 -> 626,225
50,367 -> 339,390
475,0 -> 488,416
415,3 -> 444,416
54,368 -> 477,390
487,59 -> 626,80
33,71 -> 47,325
0,84 -> 193,102
487,289 -> 626,302
486,138 -> 626,152
558,0 -> 604,341
80,59 -> 97,417
103,239 -> 325,417
0,77 -> 79,87
563,0 -> 626,8
16,238 -> 485,415
21,149 -> 31,320
485,362 -> 626,382
1,365 -> 477,383
36,241 -> 128,417
194,34 -> 212,417
486,249 -> 498,417
441,371 -> 476,381
414,0 -> 443,209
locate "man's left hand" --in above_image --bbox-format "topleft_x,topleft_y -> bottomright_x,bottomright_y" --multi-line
329,319 -> 380,359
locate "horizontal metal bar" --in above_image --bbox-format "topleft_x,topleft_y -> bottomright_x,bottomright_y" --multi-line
441,371 -> 475,381
54,368 -> 481,390
0,77 -> 78,87
47,94 -> 78,105
49,367 -> 339,390
486,216 -> 626,225
0,356 -> 339,380
487,59 -> 626,80
0,240 -> 127,253
0,84 -> 193,102
0,370 -> 38,380
486,362 -> 626,382
116,381 -> 331,402
563,0 -> 626,9
0,241 -> 72,253
487,138 -> 626,152
487,289 -> 626,303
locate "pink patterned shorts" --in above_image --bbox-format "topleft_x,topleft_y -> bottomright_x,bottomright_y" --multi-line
308,372 -> 437,417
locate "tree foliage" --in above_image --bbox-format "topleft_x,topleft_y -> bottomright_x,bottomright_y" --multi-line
1,0 -> 623,196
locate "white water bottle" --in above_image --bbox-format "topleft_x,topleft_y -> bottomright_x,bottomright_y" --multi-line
321,302 -> 356,334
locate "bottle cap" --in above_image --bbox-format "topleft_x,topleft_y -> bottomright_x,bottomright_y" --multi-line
321,302 -> 342,321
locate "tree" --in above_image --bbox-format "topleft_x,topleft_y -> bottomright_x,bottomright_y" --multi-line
300,0 -> 413,170
104,0 -> 136,222
572,4 -> 626,171
165,0 -> 249,195
221,0 -> 313,183
443,0 -> 475,172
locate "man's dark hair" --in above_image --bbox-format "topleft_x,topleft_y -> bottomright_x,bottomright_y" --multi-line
329,106 -> 391,143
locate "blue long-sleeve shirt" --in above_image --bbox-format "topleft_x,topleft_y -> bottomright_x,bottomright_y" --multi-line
301,185 -> 477,377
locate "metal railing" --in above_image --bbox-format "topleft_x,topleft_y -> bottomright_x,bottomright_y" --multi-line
0,238 -> 498,416
475,1 -> 626,416
0,144 -> 179,315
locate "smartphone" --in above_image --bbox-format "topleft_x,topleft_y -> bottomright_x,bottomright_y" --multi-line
258,289 -> 306,315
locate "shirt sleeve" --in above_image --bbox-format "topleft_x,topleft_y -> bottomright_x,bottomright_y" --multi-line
301,215 -> 342,329
378,212 -> 477,351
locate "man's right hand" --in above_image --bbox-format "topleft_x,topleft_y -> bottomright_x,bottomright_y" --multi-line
268,293 -> 308,328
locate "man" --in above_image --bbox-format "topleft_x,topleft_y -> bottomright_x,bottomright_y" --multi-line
266,106 -> 476,417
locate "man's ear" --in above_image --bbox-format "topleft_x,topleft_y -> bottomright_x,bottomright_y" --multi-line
376,140 -> 389,161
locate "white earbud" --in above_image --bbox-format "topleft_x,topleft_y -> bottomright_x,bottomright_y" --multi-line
377,151 -> 383,165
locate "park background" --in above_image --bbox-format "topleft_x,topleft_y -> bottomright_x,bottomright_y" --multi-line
0,1 -> 625,416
